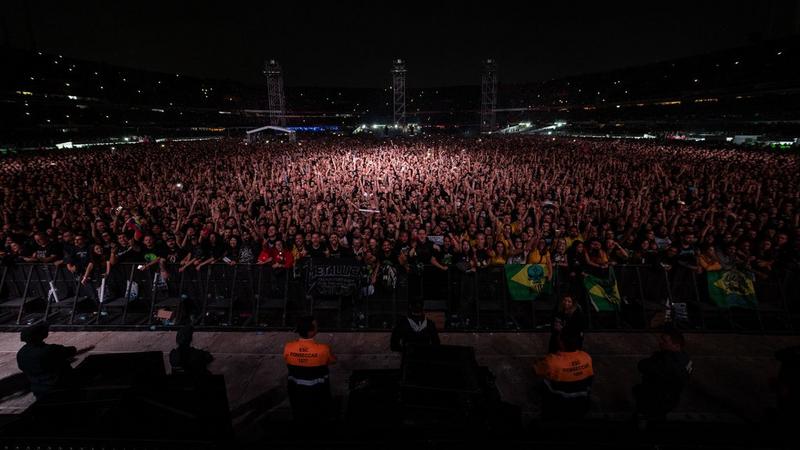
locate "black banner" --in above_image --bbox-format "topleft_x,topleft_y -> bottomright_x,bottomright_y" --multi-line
307,258 -> 363,296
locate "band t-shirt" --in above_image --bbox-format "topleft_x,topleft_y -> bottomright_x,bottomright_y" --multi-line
26,242 -> 60,260
142,243 -> 167,263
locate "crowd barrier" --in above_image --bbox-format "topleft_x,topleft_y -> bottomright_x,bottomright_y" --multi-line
0,260 -> 796,332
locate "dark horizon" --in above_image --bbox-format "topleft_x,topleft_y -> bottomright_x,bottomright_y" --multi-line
3,0 -> 799,88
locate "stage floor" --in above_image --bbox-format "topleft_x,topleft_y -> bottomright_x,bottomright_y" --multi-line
0,330 -> 796,440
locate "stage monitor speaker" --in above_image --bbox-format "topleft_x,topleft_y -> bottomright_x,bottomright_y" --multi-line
400,344 -> 484,423
1,352 -> 232,447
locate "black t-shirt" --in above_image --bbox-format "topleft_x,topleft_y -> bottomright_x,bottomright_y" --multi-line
61,243 -> 76,261
187,244 -> 204,260
553,308 -> 586,343
164,246 -> 182,264
224,246 -> 240,261
390,317 -> 440,352
16,342 -> 77,397
638,350 -> 692,398
200,240 -> 225,259
169,346 -> 213,376
436,244 -> 457,266
307,244 -> 326,259
392,241 -> 411,262
327,244 -> 352,259
676,244 -> 697,266
26,242 -> 60,260
142,242 -> 167,263
567,251 -> 584,274
455,248 -> 474,268
211,242 -> 226,259
66,245 -> 91,269
116,244 -> 144,264
474,246 -> 490,266
264,237 -> 278,250
238,242 -> 258,265
378,248 -> 398,266
413,240 -> 435,265
49,241 -> 65,260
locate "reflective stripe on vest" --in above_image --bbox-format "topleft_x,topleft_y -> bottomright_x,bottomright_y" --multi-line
543,378 -> 591,398
288,375 -> 329,387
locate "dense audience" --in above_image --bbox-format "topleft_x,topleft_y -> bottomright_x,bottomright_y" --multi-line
0,136 -> 798,297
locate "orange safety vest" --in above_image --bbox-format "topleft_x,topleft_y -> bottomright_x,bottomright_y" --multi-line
535,351 -> 594,397
283,338 -> 333,387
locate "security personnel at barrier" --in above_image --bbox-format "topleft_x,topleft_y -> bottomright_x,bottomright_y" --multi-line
633,329 -> 692,426
534,334 -> 593,419
390,301 -> 440,352
169,325 -> 213,377
16,322 -> 78,399
283,316 -> 337,421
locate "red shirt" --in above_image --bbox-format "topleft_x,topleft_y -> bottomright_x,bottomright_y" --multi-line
270,247 -> 294,268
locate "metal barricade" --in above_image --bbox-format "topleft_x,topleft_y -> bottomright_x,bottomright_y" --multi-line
0,262 -> 796,332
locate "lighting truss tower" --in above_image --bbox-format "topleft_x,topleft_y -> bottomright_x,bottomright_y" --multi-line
391,58 -> 406,126
264,59 -> 287,127
480,58 -> 498,133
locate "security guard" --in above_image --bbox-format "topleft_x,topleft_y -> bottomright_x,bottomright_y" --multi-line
169,325 -> 213,377
534,334 -> 593,419
390,301 -> 440,352
634,329 -> 692,426
283,316 -> 337,421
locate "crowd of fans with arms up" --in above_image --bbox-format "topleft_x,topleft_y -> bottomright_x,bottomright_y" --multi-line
0,136 -> 797,303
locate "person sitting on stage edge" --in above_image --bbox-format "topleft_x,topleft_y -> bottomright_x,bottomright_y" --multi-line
390,301 -> 440,352
16,322 -> 78,399
534,334 -> 594,419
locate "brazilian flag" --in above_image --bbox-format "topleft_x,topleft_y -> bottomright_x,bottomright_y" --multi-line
583,268 -> 621,312
505,264 -> 551,301
707,269 -> 757,309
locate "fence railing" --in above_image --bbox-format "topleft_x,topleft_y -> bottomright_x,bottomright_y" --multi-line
0,260 -> 796,332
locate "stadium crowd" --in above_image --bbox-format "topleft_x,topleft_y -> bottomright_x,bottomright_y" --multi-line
0,136 -> 798,301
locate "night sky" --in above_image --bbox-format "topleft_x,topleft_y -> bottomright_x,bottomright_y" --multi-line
2,0 -> 797,87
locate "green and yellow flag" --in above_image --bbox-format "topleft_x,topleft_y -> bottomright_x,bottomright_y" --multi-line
583,269 -> 621,312
505,264 -> 551,301
707,270 -> 757,309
